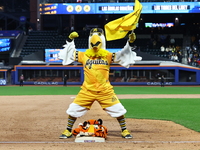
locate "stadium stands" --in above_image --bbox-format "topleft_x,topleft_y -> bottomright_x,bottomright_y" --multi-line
0,0 -> 29,13
20,30 -> 66,57
20,29 -> 184,61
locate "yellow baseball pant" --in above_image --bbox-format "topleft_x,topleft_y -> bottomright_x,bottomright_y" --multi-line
66,87 -> 127,118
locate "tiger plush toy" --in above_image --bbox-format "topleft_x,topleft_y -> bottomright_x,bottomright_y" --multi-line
72,119 -> 108,138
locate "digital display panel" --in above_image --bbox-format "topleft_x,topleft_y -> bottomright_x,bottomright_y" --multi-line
39,2 -> 200,14
0,39 -> 11,52
45,48 -> 121,63
45,49 -> 62,63
145,22 -> 174,28
0,30 -> 21,37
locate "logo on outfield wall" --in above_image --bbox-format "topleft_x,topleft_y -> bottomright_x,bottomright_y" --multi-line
0,79 -> 6,86
34,82 -> 58,85
147,82 -> 172,85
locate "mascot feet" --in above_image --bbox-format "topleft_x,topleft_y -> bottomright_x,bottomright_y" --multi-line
59,129 -> 72,139
121,129 -> 133,139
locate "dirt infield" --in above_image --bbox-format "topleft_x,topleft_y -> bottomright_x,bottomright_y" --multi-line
0,95 -> 200,150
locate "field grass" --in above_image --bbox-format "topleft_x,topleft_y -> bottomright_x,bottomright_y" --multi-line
0,86 -> 200,132
0,86 -> 200,95
122,98 -> 200,132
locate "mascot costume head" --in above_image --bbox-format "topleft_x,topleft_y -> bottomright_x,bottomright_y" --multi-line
85,28 -> 109,58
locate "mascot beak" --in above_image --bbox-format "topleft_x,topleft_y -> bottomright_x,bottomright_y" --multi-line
90,35 -> 102,52
87,125 -> 95,134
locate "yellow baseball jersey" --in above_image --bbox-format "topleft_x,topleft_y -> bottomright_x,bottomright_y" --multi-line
75,51 -> 114,92
72,51 -> 120,109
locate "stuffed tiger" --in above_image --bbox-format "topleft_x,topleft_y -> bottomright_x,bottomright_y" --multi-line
72,119 -> 108,138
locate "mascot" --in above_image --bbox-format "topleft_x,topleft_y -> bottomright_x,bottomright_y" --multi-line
72,119 -> 108,139
58,28 -> 142,140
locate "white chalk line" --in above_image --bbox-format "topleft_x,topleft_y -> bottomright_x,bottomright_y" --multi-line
1,141 -> 200,144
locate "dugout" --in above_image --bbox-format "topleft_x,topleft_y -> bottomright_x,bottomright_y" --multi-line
12,61 -> 200,86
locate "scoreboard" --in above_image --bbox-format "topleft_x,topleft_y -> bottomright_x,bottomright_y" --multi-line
39,2 -> 200,14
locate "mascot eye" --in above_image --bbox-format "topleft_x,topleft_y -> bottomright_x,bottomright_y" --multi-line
98,33 -> 102,36
94,125 -> 99,129
90,33 -> 93,36
85,124 -> 90,129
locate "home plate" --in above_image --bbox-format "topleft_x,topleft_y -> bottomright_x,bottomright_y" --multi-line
75,137 -> 105,143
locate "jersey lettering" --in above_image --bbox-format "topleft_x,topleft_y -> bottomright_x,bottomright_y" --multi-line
85,59 -> 108,69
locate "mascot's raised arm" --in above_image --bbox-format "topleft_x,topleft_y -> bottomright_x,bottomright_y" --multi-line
58,28 -> 142,68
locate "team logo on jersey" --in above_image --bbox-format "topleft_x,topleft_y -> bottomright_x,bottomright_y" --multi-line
85,59 -> 108,69
112,96 -> 117,102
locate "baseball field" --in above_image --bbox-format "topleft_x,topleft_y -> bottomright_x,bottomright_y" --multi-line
0,86 -> 200,150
